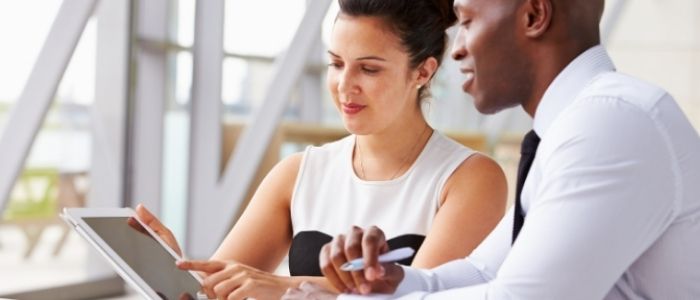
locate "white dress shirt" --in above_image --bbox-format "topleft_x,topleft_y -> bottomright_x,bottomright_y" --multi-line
340,45 -> 700,299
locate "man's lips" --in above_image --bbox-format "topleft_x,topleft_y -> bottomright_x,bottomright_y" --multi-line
342,103 -> 366,114
460,69 -> 475,91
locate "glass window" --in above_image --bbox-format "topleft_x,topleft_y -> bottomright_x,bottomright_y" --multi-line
174,0 -> 195,48
222,57 -> 249,108
173,51 -> 193,107
224,0 -> 306,57
0,0 -> 62,129
162,50 -> 191,243
0,1 -> 97,294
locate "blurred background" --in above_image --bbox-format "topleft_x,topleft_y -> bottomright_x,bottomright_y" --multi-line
0,0 -> 698,298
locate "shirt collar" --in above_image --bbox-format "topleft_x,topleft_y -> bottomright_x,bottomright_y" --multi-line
532,45 -> 615,137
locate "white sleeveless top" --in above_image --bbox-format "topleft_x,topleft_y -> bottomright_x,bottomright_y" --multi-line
287,131 -> 475,276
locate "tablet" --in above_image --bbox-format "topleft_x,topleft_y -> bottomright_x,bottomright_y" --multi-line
61,207 -> 204,300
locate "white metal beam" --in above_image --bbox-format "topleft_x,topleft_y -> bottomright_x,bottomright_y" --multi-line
298,34 -> 324,123
187,0 -> 332,258
87,0 -> 132,280
0,0 -> 96,212
89,0 -> 131,208
298,0 -> 325,123
186,0 -> 225,257
130,0 -> 169,216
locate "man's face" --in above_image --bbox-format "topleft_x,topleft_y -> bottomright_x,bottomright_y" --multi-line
451,0 -> 534,114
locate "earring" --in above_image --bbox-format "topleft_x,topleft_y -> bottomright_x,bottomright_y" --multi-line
416,85 -> 422,90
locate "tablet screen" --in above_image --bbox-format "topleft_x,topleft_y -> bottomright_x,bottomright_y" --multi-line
83,217 -> 200,300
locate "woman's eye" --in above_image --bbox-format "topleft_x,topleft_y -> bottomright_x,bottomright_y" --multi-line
327,62 -> 342,69
461,19 -> 471,29
361,67 -> 379,74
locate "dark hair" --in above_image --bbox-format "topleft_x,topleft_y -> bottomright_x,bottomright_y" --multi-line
338,0 -> 457,69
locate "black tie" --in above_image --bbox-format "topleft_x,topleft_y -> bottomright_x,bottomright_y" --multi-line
512,130 -> 540,244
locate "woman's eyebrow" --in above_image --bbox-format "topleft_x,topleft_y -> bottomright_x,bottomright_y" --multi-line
327,50 -> 340,58
355,56 -> 386,62
327,51 -> 387,62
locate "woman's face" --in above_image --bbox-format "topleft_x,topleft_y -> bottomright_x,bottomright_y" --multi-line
327,15 -> 422,135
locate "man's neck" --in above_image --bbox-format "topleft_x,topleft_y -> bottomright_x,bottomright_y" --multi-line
522,42 -> 598,118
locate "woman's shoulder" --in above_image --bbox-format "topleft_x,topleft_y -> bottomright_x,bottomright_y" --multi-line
307,134 -> 354,153
429,131 -> 476,155
301,134 -> 354,163
265,152 -> 305,189
455,153 -> 503,175
276,152 -> 304,171
416,131 -> 476,172
443,152 -> 507,201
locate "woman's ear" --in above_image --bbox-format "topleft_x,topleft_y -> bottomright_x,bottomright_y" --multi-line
416,57 -> 439,86
521,0 -> 553,38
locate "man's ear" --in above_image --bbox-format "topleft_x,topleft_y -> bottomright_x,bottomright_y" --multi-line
521,0 -> 553,38
416,57 -> 439,85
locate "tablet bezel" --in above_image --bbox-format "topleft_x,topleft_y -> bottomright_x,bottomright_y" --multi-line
61,207 -> 203,299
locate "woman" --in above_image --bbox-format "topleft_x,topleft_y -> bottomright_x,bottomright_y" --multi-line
138,0 -> 507,298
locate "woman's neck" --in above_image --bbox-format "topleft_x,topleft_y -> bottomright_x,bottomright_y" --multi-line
354,117 -> 433,180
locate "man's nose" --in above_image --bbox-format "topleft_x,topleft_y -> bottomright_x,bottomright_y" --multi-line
450,29 -> 468,60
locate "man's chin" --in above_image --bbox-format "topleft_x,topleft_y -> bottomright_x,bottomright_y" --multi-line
473,102 -> 502,115
473,99 -> 518,115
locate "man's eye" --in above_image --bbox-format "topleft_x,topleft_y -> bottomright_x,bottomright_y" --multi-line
461,20 -> 471,29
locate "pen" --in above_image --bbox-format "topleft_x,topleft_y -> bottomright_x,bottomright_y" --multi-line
340,247 -> 415,272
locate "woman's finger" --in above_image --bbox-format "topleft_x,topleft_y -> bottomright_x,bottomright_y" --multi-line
177,260 -> 226,274
135,203 -> 183,256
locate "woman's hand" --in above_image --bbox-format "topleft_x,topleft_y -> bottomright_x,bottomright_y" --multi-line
177,260 -> 295,300
134,203 -> 183,257
282,282 -> 338,300
319,226 -> 404,295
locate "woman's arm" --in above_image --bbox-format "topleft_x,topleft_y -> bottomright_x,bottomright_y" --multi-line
410,153 -> 507,268
211,152 -> 303,272
142,152 -> 322,299
176,260 -> 339,299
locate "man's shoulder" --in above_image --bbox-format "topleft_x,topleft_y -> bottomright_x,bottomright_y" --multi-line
577,71 -> 670,112
543,70 -> 690,159
545,72 -> 672,148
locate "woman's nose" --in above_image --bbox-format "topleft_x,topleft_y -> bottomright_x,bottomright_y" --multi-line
337,70 -> 359,95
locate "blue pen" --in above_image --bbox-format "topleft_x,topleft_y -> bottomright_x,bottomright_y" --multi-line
340,247 -> 415,272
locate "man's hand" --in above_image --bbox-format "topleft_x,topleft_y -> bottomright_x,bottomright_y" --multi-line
319,226 -> 404,295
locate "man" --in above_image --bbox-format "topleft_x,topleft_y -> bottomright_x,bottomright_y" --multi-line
284,0 -> 700,298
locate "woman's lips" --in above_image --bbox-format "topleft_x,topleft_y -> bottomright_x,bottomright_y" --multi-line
342,103 -> 366,115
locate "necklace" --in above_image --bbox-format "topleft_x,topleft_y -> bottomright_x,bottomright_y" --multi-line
356,124 -> 431,180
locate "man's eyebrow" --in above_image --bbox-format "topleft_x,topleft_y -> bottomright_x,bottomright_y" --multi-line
453,3 -> 469,18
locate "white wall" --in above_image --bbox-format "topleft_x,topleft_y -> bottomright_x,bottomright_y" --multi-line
606,0 -> 700,129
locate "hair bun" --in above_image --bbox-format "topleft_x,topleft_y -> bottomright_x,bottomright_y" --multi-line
433,0 -> 457,29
